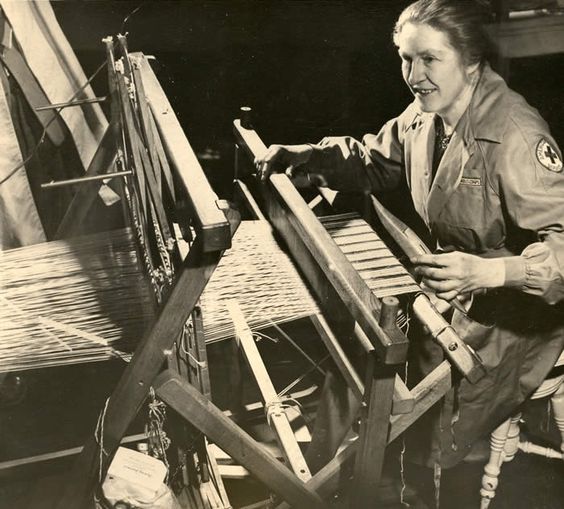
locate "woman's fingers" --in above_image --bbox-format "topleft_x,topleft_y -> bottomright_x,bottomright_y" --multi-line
284,165 -> 296,178
436,289 -> 460,302
414,265 -> 453,280
254,145 -> 282,180
411,254 -> 448,267
420,277 -> 459,293
255,144 -> 315,182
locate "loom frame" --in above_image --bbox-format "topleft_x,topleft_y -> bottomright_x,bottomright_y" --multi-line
233,120 -> 408,506
55,43 -> 237,508
232,117 -> 478,507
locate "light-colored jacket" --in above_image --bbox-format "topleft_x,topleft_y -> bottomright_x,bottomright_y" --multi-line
308,64 -> 564,305
306,64 -> 564,465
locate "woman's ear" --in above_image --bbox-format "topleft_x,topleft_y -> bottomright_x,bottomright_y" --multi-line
466,61 -> 481,79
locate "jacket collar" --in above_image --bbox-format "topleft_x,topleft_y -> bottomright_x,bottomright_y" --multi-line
463,63 -> 509,144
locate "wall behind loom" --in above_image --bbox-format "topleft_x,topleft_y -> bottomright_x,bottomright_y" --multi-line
52,0 -> 564,197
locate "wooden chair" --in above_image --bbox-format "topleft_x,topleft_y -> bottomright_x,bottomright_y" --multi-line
480,350 -> 564,509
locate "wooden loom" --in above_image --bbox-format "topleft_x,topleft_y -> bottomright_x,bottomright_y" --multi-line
36,35 -> 486,508
49,37 -> 354,509
231,115 -> 487,507
49,37 -> 239,508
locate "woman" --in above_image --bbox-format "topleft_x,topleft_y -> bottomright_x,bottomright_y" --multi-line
257,0 -> 564,467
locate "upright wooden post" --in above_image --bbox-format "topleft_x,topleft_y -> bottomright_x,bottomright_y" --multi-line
351,297 -> 400,507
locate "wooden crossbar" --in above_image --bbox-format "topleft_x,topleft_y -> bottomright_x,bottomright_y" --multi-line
228,301 -> 312,482
154,370 -> 326,509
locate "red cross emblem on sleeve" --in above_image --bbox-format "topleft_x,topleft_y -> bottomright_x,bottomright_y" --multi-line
536,139 -> 563,173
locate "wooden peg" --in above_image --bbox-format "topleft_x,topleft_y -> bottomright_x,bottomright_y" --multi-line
240,106 -> 253,129
379,296 -> 399,330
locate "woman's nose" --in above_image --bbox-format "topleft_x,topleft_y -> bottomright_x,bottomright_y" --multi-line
408,59 -> 425,84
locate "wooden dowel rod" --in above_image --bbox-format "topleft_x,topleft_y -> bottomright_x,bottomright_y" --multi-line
35,96 -> 107,111
41,171 -> 131,189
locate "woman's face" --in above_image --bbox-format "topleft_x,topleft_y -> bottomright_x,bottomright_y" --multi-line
396,22 -> 477,122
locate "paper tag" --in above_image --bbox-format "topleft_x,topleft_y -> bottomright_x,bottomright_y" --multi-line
107,447 -> 167,495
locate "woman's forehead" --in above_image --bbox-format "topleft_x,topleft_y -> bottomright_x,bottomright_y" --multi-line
396,22 -> 455,55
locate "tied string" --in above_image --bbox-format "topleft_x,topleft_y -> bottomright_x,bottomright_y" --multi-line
400,436 -> 410,508
264,397 -> 302,427
450,384 -> 460,452
253,331 -> 279,344
94,397 -> 111,483
277,353 -> 331,399
180,321 -> 207,369
433,398 -> 446,509
146,387 -> 171,482
399,307 -> 411,507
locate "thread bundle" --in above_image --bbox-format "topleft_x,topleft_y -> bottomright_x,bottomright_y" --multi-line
0,228 -> 155,372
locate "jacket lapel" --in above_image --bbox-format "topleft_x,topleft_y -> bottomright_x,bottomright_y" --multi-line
405,65 -> 506,229
427,132 -> 465,222
426,112 -> 475,224
409,114 -> 435,225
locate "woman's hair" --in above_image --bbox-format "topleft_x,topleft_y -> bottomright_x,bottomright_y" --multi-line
393,0 -> 494,66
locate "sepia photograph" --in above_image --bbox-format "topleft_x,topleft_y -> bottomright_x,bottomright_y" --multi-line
0,1 -> 562,508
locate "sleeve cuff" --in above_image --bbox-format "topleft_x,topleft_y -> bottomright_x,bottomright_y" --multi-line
503,256 -> 527,288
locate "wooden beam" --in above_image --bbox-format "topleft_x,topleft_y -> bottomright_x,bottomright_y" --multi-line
392,376 -> 415,416
233,120 -> 409,365
277,443 -> 356,509
310,314 -> 363,400
352,354 -> 397,507
389,361 -> 452,443
154,370 -> 326,509
352,323 -> 415,415
412,295 -> 485,384
135,53 -> 230,252
233,178 -> 267,221
0,433 -> 147,479
276,361 -> 453,507
227,301 -> 312,482
55,220 -> 237,509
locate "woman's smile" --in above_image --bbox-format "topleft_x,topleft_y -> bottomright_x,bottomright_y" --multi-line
411,86 -> 437,97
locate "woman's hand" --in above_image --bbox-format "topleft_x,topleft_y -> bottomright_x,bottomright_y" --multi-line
411,251 -> 505,302
254,144 -> 314,182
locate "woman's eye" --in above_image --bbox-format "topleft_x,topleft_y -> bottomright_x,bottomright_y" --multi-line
423,56 -> 435,64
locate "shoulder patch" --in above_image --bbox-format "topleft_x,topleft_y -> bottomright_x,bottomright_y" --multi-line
536,139 -> 562,172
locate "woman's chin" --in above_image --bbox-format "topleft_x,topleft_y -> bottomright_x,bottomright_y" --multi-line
415,97 -> 437,113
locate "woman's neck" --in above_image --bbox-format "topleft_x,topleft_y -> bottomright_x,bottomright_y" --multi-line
439,76 -> 479,134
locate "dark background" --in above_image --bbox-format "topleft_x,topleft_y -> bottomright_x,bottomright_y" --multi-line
50,0 -> 564,197
1,4 -> 563,507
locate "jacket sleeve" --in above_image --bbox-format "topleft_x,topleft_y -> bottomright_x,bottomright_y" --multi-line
494,114 -> 564,305
306,106 -> 414,193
